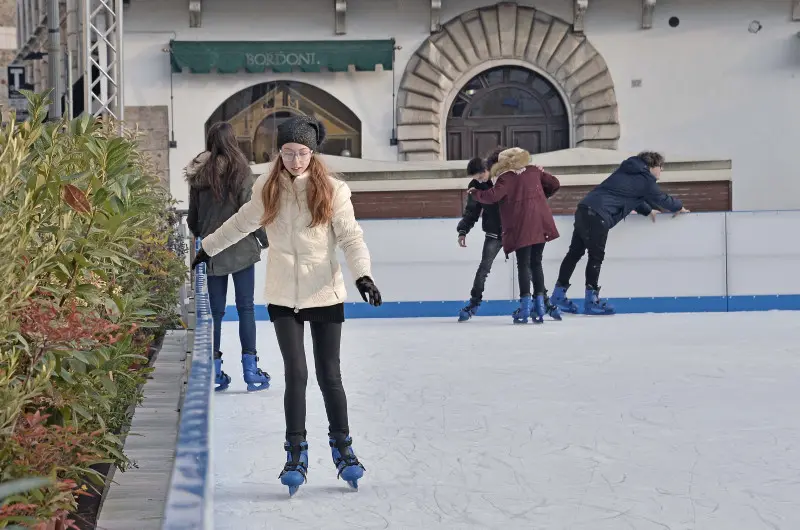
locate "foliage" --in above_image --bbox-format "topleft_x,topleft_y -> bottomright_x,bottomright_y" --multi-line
0,92 -> 187,528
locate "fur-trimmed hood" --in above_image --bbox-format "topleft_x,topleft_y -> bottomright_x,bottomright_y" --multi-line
184,151 -> 227,189
489,147 -> 531,179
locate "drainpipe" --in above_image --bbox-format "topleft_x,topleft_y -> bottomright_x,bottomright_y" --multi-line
46,0 -> 62,119
66,0 -> 78,118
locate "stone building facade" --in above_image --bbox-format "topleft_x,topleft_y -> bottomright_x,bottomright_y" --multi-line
0,0 -> 17,116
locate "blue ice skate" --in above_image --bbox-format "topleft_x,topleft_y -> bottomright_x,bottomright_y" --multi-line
279,439 -> 309,497
329,435 -> 365,490
241,353 -> 270,392
544,292 -> 562,321
532,294 -> 547,324
584,286 -> 615,315
458,301 -> 480,322
512,295 -> 533,324
551,283 -> 580,314
214,354 -> 231,392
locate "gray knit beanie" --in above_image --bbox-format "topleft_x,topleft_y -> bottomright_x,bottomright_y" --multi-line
276,115 -> 327,151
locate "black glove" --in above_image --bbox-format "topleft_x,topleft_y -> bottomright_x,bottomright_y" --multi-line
191,248 -> 210,270
355,276 -> 382,307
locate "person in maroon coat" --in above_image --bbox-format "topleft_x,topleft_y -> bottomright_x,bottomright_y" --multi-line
469,147 -> 562,324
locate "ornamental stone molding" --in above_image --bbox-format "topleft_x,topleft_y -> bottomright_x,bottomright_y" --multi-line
395,2 -> 621,161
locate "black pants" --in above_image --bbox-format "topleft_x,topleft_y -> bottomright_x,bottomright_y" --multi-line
557,205 -> 610,289
469,236 -> 504,304
515,243 -> 546,297
273,318 -> 349,440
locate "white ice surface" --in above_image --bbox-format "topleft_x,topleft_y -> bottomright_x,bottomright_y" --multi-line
213,312 -> 800,530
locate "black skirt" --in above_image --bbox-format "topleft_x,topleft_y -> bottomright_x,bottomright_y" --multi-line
268,303 -> 345,324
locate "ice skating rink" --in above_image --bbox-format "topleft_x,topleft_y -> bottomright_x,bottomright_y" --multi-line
213,311 -> 800,530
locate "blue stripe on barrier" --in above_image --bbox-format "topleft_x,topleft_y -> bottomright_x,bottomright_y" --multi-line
218,294 -> 800,321
163,242 -> 213,530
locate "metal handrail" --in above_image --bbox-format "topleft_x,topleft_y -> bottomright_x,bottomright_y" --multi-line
162,237 -> 214,530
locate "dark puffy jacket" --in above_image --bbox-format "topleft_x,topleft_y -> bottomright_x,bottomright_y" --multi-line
457,178 -> 502,238
580,156 -> 683,229
185,152 -> 268,276
471,147 -> 560,256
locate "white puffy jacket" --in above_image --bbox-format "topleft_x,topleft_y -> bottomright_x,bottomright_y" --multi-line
201,170 -> 372,311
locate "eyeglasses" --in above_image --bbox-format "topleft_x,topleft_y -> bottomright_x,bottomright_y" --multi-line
280,149 -> 312,161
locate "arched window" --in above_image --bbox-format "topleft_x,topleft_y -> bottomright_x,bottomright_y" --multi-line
446,66 -> 569,160
206,81 -> 361,163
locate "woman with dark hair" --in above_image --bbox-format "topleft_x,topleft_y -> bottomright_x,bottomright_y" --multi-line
186,121 -> 270,392
192,115 -> 382,496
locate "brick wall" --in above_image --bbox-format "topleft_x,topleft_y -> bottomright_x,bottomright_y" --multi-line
125,106 -> 170,187
351,181 -> 731,220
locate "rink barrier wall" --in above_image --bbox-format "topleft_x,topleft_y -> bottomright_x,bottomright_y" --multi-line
218,210 -> 800,319
163,239 -> 214,530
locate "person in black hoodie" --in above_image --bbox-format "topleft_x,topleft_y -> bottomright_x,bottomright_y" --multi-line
550,151 -> 689,316
456,156 -> 504,321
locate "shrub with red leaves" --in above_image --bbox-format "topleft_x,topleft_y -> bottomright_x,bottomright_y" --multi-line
17,298 -> 123,350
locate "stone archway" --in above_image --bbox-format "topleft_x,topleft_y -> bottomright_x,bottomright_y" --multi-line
396,2 -> 620,161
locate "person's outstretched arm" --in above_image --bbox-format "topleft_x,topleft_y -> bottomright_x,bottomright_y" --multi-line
201,172 -> 267,256
644,180 -> 683,213
470,175 -> 508,204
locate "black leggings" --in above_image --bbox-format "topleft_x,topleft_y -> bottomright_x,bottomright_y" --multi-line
515,243 -> 546,297
273,318 -> 349,439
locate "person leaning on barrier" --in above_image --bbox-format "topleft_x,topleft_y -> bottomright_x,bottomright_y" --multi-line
549,151 -> 690,316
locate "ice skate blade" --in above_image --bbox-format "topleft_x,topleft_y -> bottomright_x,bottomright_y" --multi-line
288,485 -> 299,497
246,382 -> 270,392
214,384 -> 229,392
346,479 -> 359,490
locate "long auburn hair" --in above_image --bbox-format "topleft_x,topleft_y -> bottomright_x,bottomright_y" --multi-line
199,122 -> 251,202
260,154 -> 335,228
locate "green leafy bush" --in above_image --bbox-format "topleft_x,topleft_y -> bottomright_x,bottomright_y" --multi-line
0,92 -> 187,528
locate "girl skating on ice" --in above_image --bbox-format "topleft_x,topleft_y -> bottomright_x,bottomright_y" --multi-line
469,147 -> 562,324
192,116 -> 383,496
185,122 -> 270,392
456,157 -> 504,321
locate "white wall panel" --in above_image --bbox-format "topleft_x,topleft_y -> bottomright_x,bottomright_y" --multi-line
726,211 -> 800,296
232,212 -> 738,308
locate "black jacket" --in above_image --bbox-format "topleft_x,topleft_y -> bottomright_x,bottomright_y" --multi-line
185,152 -> 268,276
580,156 -> 683,229
457,179 -> 502,238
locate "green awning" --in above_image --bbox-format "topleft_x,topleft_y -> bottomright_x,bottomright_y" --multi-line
170,39 -> 395,74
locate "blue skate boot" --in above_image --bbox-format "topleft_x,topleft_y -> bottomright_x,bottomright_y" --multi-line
241,353 -> 270,392
512,295 -> 533,324
532,294 -> 547,324
458,300 -> 480,322
584,286 -> 615,315
329,434 -> 365,490
279,437 -> 309,497
213,352 -> 231,392
551,282 -> 580,314
543,292 -> 562,321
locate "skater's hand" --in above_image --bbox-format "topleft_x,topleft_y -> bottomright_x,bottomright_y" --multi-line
356,276 -> 382,307
648,210 -> 658,223
673,207 -> 690,217
467,187 -> 476,195
191,247 -> 210,269
458,235 -> 467,247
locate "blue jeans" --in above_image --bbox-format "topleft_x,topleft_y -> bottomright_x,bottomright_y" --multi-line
207,265 -> 257,355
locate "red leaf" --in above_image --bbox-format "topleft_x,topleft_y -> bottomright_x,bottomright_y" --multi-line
61,184 -> 92,214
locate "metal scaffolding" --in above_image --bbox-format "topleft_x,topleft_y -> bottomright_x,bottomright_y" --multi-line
83,0 -> 124,119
